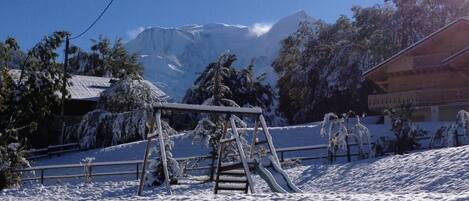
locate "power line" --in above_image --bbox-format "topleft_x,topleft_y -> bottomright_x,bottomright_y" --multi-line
70,0 -> 115,40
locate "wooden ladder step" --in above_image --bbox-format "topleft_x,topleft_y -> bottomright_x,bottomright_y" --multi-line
216,183 -> 248,191
220,162 -> 242,171
255,140 -> 268,145
220,138 -> 236,144
219,169 -> 245,176
218,176 -> 247,183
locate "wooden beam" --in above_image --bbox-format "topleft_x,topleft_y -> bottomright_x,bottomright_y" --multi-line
153,103 -> 262,115
156,110 -> 172,195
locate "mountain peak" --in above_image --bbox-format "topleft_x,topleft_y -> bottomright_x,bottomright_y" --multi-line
289,10 -> 308,19
261,10 -> 315,40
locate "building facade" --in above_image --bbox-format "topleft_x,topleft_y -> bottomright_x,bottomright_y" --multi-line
363,18 -> 469,121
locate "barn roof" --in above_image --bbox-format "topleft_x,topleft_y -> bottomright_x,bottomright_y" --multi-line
8,69 -> 167,101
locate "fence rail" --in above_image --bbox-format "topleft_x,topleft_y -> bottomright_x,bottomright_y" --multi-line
15,142 -> 368,184
25,143 -> 80,160
17,133 -> 460,184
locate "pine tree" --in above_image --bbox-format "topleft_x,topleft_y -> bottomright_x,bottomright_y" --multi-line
385,104 -> 425,154
0,39 -> 30,190
68,37 -> 143,79
184,53 -> 256,180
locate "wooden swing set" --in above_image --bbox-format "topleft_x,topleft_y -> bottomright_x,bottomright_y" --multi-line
137,103 -> 279,196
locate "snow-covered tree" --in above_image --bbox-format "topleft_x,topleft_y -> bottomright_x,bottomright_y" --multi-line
432,110 -> 469,147
320,112 -> 371,162
184,53 -> 251,180
68,37 -> 142,79
76,79 -> 171,148
180,54 -> 274,128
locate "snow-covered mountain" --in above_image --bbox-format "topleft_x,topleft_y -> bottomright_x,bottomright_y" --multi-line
125,11 -> 315,99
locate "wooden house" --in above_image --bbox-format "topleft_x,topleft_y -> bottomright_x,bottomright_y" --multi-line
9,69 -> 167,118
363,18 -> 469,121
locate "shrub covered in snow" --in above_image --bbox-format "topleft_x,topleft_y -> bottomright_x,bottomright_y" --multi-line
431,110 -> 469,147
80,157 -> 95,183
0,139 -> 29,190
320,112 -> 371,162
145,143 -> 180,186
385,105 -> 426,154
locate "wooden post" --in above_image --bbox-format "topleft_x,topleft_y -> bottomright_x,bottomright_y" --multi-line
137,114 -> 156,196
136,163 -> 139,180
230,115 -> 255,194
249,120 -> 259,159
89,165 -> 93,182
40,169 -> 44,184
59,36 -> 70,145
346,136 -> 351,162
214,119 -> 229,194
258,115 -> 281,165
156,110 -> 172,195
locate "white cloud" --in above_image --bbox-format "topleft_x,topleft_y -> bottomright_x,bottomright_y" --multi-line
249,23 -> 273,37
126,26 -> 148,40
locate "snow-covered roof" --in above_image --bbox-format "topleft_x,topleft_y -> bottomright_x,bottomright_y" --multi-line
67,75 -> 114,101
8,69 -> 167,101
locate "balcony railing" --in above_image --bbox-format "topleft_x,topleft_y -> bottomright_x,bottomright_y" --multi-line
368,87 -> 469,110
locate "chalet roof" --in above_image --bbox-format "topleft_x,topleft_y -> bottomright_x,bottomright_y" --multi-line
8,69 -> 167,101
363,17 -> 469,78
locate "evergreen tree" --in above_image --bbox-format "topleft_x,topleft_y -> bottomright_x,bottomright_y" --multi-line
68,37 -> 143,79
0,32 -> 69,148
184,53 -> 255,180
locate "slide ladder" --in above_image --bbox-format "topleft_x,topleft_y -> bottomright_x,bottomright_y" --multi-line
214,115 -> 256,194
214,113 -> 300,194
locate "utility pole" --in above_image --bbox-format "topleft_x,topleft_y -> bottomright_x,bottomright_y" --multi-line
60,36 -> 70,144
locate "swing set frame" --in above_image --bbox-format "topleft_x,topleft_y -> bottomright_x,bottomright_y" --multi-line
137,103 -> 277,196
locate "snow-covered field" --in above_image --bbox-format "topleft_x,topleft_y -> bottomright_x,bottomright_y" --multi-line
2,145 -> 468,200
2,119 -> 468,200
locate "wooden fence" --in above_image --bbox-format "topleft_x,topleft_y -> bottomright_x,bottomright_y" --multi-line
24,143 -> 80,160
17,133 -> 464,184
16,142 -> 369,184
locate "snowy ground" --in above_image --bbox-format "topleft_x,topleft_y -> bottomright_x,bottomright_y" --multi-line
2,144 -> 468,200
2,119 -> 466,200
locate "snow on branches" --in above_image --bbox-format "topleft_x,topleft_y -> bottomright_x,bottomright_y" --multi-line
76,78 -> 172,149
432,110 -> 469,147
98,79 -> 166,113
145,137 -> 180,186
320,112 -> 371,161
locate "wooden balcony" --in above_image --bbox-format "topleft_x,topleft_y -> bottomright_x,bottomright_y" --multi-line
368,87 -> 469,110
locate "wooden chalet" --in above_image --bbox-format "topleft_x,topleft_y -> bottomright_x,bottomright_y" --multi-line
363,17 -> 469,121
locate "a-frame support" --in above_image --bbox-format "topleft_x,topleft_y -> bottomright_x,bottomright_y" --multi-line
138,110 -> 172,196
214,114 -> 279,194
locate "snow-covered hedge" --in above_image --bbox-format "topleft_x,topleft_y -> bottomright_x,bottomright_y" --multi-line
431,110 -> 469,147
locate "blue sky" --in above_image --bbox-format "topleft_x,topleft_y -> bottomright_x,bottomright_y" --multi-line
0,0 -> 382,51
